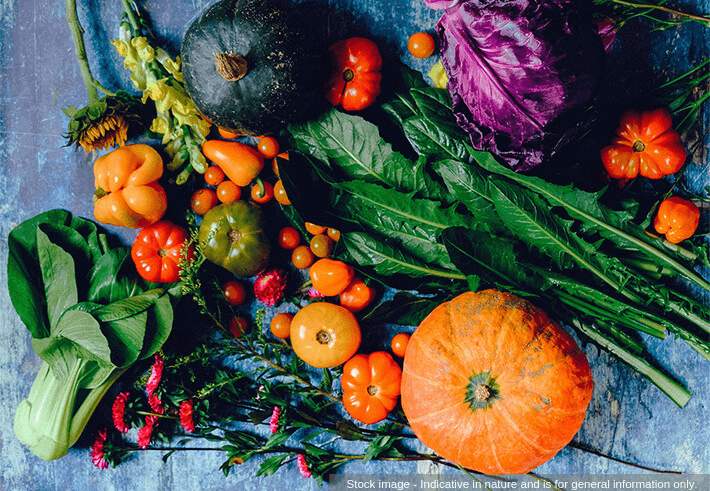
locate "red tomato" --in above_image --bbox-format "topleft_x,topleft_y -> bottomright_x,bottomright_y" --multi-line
131,221 -> 194,283
223,280 -> 247,306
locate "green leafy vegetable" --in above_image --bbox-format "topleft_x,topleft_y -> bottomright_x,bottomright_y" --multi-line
8,209 -> 175,460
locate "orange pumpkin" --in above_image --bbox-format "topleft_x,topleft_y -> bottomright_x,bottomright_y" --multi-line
400,289 -> 593,475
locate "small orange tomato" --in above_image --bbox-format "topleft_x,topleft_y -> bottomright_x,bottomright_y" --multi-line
270,312 -> 294,339
257,137 -> 280,159
273,180 -> 291,205
408,32 -> 436,59
204,166 -> 226,186
223,280 -> 247,306
327,228 -> 341,242
191,188 -> 219,215
291,245 -> 315,269
305,222 -> 327,235
339,277 -> 376,313
390,333 -> 411,358
216,180 -> 241,203
229,315 -> 249,338
272,152 -> 289,177
341,351 -> 402,424
309,258 -> 354,296
653,196 -> 700,244
290,302 -> 361,368
310,234 -> 334,258
251,181 -> 274,204
278,227 -> 301,249
218,127 -> 241,139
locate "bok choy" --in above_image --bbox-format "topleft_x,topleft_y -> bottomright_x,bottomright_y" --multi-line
8,210 -> 175,460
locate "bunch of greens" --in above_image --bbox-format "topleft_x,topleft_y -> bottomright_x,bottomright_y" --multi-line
280,68 -> 710,408
8,209 -> 175,460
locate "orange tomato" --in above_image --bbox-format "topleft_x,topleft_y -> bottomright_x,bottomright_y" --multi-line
290,302 -> 361,368
305,222 -> 327,235
270,312 -> 294,339
339,277 -> 375,313
204,166 -> 226,186
310,234 -> 334,258
327,228 -> 341,242
257,137 -> 280,159
390,333 -> 411,358
272,152 -> 289,177
273,180 -> 291,205
291,245 -> 315,269
341,351 -> 402,424
190,188 -> 219,215
278,227 -> 301,249
408,32 -> 436,59
218,127 -> 241,139
216,180 -> 241,203
251,181 -> 274,203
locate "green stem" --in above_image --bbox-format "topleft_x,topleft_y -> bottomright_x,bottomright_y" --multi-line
119,0 -> 142,32
608,0 -> 710,25
65,0 -> 114,101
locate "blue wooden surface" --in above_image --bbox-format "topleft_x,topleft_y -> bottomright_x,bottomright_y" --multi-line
0,0 -> 709,489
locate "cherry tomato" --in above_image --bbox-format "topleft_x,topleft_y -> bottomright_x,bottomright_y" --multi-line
309,258 -> 354,296
408,32 -> 436,59
278,227 -> 301,249
272,152 -> 289,177
339,277 -> 375,313
204,166 -> 225,186
191,188 -> 219,215
327,228 -> 341,242
270,312 -> 294,339
251,181 -> 274,204
218,127 -> 241,139
229,315 -> 248,338
273,180 -> 291,206
223,280 -> 247,306
310,234 -> 334,258
390,332 -> 411,358
216,180 -> 242,203
305,222 -> 327,235
257,137 -> 280,159
291,245 -> 315,269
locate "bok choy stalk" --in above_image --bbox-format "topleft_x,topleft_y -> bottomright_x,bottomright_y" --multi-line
8,210 -> 175,460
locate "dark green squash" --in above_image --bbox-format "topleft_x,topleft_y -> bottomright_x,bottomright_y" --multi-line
181,0 -> 321,136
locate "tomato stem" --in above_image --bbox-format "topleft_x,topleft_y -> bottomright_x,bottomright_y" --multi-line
632,140 -> 645,152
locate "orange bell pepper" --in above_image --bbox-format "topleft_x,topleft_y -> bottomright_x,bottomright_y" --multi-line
653,196 -> 700,244
93,144 -> 168,229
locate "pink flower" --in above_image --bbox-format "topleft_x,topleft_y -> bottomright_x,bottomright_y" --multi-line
146,352 -> 164,396
148,393 -> 164,415
137,415 -> 158,449
269,406 -> 280,434
307,287 -> 324,299
296,454 -> 311,478
179,399 -> 196,433
112,392 -> 130,433
254,268 -> 288,307
90,429 -> 109,470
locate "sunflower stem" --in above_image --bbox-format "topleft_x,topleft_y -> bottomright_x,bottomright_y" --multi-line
65,0 -> 114,101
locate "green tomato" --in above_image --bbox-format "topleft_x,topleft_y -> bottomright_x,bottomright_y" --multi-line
198,201 -> 271,277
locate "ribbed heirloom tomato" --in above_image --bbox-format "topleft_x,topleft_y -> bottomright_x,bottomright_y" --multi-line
131,221 -> 194,283
290,302 -> 361,368
341,351 -> 402,425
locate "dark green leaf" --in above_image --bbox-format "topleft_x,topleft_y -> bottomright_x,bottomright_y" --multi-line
37,228 -> 79,329
360,291 -> 447,326
256,454 -> 289,477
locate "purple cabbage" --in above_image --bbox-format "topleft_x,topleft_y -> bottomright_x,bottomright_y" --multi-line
431,0 -> 606,171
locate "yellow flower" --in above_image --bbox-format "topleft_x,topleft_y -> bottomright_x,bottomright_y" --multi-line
155,48 -> 182,79
132,37 -> 155,63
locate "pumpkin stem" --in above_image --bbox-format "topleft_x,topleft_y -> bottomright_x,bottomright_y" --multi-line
632,140 -> 646,152
215,52 -> 248,82
228,229 -> 242,244
474,384 -> 491,402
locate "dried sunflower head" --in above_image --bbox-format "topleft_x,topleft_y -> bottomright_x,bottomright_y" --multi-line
63,90 -> 152,152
